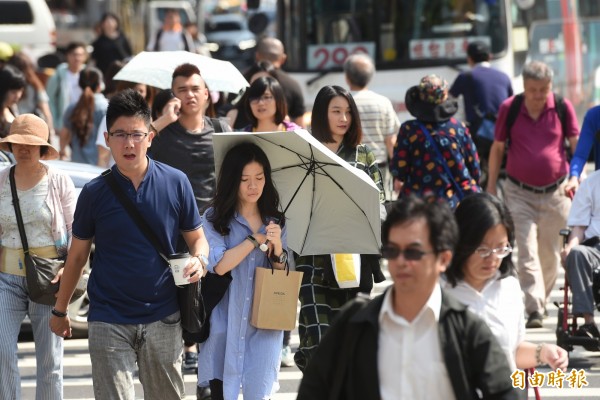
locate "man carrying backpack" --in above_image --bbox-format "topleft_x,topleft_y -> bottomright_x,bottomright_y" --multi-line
486,61 -> 579,329
146,8 -> 196,52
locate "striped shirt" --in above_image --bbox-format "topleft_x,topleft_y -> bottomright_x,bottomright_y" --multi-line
351,90 -> 401,163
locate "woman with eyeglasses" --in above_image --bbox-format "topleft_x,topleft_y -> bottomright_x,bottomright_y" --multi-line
293,85 -> 386,372
242,76 -> 300,133
443,193 -> 568,374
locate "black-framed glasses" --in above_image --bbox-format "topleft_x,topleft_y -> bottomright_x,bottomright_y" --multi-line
474,245 -> 513,259
108,132 -> 149,142
381,245 -> 434,261
249,95 -> 275,105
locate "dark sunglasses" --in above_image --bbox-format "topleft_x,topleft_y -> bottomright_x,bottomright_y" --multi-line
381,245 -> 434,261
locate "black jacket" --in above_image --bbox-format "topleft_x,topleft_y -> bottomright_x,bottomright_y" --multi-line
297,288 -> 519,400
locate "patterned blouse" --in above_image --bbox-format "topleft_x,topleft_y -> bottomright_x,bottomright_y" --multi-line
390,117 -> 481,209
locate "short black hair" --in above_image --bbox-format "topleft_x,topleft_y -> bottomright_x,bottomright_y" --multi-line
65,42 -> 87,54
467,41 -> 490,63
106,89 -> 151,131
445,193 -> 516,286
172,63 -> 204,86
382,195 -> 458,255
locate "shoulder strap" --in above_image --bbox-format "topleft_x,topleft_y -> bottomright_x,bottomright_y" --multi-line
416,122 -> 464,200
101,169 -> 170,265
211,118 -> 224,133
9,166 -> 30,253
505,93 -> 524,146
154,29 -> 163,51
553,93 -> 567,139
182,32 -> 190,51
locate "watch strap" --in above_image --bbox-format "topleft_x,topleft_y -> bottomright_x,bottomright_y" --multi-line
246,235 -> 259,249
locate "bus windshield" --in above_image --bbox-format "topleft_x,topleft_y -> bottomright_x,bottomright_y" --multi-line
279,0 -> 508,71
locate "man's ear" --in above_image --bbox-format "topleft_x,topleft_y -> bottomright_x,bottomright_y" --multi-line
437,250 -> 453,273
104,131 -> 109,146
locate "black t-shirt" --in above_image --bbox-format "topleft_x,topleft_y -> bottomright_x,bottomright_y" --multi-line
91,34 -> 132,75
273,69 -> 306,120
150,117 -> 231,213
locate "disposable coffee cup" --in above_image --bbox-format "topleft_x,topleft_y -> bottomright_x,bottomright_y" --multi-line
168,252 -> 191,286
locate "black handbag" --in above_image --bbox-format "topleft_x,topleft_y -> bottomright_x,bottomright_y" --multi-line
9,166 -> 87,306
102,169 -> 209,342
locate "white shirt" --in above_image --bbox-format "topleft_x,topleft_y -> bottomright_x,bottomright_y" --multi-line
442,274 -> 525,370
65,70 -> 82,106
351,90 -> 401,163
95,116 -> 114,167
567,169 -> 600,239
378,284 -> 456,400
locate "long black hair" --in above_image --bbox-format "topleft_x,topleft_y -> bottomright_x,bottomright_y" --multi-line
310,85 -> 362,147
446,193 -> 516,286
208,142 -> 285,235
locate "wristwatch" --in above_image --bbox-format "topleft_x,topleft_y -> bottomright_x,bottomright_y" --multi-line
271,251 -> 288,264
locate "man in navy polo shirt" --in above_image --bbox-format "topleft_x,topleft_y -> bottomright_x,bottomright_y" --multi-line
50,89 -> 209,399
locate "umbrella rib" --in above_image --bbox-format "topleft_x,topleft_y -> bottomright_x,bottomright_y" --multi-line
311,161 -> 380,249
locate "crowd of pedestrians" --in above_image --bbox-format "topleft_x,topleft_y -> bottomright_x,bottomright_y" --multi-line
1,12 -> 600,399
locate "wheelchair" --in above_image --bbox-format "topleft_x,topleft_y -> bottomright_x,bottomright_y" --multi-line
555,229 -> 600,352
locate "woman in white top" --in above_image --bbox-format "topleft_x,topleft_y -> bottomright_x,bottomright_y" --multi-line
443,193 -> 568,372
0,114 -> 76,400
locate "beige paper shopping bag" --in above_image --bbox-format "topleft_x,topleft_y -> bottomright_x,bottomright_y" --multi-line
251,266 -> 303,330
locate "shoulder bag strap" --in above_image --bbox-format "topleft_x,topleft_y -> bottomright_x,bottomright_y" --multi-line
101,169 -> 170,265
416,122 -> 464,200
211,118 -> 224,133
9,166 -> 31,254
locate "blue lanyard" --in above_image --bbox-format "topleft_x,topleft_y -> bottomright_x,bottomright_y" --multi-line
417,122 -> 464,200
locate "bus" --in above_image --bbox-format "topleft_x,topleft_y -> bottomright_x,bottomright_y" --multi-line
275,0 -> 513,121
271,0 -> 600,121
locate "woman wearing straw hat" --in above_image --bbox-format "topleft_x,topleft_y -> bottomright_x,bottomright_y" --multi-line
0,114 -> 76,399
390,74 -> 481,209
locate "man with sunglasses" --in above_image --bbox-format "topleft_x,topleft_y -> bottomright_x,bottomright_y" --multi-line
297,195 -> 518,400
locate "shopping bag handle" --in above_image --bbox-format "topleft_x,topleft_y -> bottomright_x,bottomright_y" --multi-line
266,255 -> 290,275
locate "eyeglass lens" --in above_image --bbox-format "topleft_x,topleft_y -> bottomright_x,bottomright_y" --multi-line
109,132 -> 148,142
250,95 -> 274,104
475,245 -> 512,259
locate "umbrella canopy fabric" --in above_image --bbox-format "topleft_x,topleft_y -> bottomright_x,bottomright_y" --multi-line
113,51 -> 249,93
212,129 -> 382,255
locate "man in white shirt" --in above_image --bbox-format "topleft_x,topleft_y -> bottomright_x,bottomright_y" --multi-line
146,9 -> 195,52
344,54 -> 400,200
561,169 -> 600,343
297,195 -> 518,400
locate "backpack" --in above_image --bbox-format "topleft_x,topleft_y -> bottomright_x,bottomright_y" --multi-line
505,92 -> 569,154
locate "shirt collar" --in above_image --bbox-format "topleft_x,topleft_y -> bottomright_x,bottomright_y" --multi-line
379,283 -> 442,324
